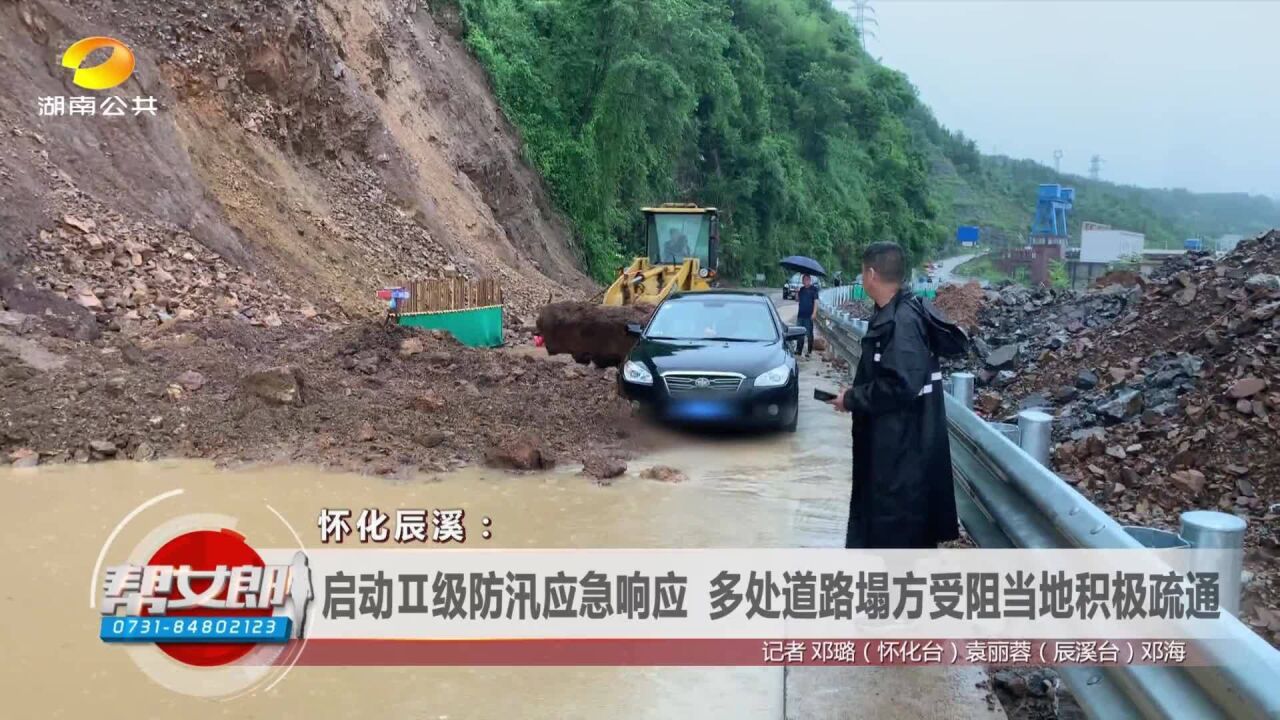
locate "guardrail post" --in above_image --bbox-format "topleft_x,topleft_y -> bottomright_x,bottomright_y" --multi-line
947,372 -> 975,410
1016,409 -> 1053,467
1180,510 -> 1247,615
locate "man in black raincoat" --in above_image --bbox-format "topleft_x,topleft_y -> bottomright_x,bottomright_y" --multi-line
830,242 -> 959,549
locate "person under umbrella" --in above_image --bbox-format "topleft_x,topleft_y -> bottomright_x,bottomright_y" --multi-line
793,273 -> 818,357
778,256 -> 826,357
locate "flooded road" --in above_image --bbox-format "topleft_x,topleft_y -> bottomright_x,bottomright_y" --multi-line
0,298 -> 996,719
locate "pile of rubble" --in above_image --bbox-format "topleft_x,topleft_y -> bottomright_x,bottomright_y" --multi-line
954,282 -> 1138,385
9,201 -> 324,339
972,230 -> 1280,642
1,319 -> 642,478
932,281 -> 984,331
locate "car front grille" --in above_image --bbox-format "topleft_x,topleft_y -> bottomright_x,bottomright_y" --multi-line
663,373 -> 744,394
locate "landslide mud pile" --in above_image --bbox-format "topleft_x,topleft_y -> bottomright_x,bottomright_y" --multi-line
1,319 -> 641,476
966,231 -> 1280,641
932,281 -> 985,331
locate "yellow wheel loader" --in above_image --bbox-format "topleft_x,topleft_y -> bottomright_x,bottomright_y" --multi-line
537,204 -> 721,367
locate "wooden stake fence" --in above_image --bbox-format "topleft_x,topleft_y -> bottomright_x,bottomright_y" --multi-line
397,277 -> 503,315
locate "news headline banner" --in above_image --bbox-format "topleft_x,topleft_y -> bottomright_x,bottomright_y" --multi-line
273,549 -> 1228,643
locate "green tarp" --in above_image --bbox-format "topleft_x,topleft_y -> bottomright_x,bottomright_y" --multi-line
397,305 -> 503,348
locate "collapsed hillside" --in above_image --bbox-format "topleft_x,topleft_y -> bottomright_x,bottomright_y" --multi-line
0,0 -> 647,474
1,0 -> 590,328
954,231 -> 1280,643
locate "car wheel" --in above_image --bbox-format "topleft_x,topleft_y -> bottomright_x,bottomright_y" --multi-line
781,385 -> 799,433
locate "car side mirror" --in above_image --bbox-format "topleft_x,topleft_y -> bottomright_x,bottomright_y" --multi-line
785,326 -> 807,340
625,322 -> 644,337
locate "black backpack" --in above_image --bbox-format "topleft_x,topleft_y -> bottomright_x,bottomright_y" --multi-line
909,295 -> 970,358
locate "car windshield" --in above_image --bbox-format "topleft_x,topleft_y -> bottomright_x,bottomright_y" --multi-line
645,297 -> 777,342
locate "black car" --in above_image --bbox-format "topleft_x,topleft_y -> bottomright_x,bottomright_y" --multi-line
618,290 -> 806,431
781,272 -> 821,300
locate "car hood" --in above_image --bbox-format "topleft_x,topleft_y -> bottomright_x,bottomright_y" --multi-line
629,338 -> 788,377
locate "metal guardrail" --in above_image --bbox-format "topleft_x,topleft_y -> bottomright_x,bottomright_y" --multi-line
815,286 -> 1280,720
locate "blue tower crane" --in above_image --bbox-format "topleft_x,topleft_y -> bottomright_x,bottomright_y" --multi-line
1027,184 -> 1074,286
1030,184 -> 1074,240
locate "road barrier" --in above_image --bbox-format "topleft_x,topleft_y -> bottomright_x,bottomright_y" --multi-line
815,286 -> 1280,720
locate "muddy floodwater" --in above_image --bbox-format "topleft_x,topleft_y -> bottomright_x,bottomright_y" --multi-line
1,300 -> 998,718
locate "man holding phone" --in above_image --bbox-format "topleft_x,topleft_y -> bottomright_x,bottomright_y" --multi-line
826,242 -> 958,549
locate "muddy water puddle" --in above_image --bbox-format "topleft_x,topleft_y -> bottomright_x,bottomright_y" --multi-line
1,375 -> 853,719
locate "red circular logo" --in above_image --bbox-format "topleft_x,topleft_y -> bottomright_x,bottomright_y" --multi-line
143,529 -> 272,667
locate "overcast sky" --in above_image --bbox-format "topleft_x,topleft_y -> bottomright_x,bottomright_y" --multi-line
855,1 -> 1280,196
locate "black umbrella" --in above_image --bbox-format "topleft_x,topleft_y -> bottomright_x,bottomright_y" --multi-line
779,255 -> 827,278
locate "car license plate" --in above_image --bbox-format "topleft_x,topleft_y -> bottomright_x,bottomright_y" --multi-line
672,400 -> 732,420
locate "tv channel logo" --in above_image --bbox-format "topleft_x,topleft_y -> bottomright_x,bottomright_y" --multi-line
61,36 -> 135,90
99,528 -> 312,668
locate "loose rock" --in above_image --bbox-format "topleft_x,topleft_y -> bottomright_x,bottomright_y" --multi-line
582,453 -> 627,480
640,465 -> 687,483
242,366 -> 305,406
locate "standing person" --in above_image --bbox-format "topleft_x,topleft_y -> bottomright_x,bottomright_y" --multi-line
794,273 -> 819,357
828,242 -> 958,549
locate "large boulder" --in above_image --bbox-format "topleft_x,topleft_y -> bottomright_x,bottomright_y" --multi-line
1097,389 -> 1144,423
984,343 -> 1019,369
486,436 -> 556,471
1075,369 -> 1099,390
582,453 -> 627,480
241,366 -> 305,406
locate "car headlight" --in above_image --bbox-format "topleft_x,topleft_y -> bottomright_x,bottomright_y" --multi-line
754,364 -> 790,388
622,360 -> 653,386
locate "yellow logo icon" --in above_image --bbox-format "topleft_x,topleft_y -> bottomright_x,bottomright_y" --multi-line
61,36 -> 135,90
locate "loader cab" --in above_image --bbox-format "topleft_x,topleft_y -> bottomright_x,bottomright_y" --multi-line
643,205 -> 719,273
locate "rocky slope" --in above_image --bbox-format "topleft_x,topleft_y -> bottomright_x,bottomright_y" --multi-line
0,0 -> 648,477
1,0 -> 590,331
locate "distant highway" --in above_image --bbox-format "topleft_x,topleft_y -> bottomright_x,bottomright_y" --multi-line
932,253 -> 981,285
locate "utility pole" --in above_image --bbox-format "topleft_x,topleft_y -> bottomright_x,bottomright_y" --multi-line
1089,154 -> 1104,181
1053,149 -> 1063,174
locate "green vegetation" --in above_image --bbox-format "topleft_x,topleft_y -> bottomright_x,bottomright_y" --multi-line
454,0 -> 942,281
448,0 -> 1280,283
1048,258 -> 1068,289
951,254 -> 1007,284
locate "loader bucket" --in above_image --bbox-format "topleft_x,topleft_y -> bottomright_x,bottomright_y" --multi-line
535,301 -> 656,368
